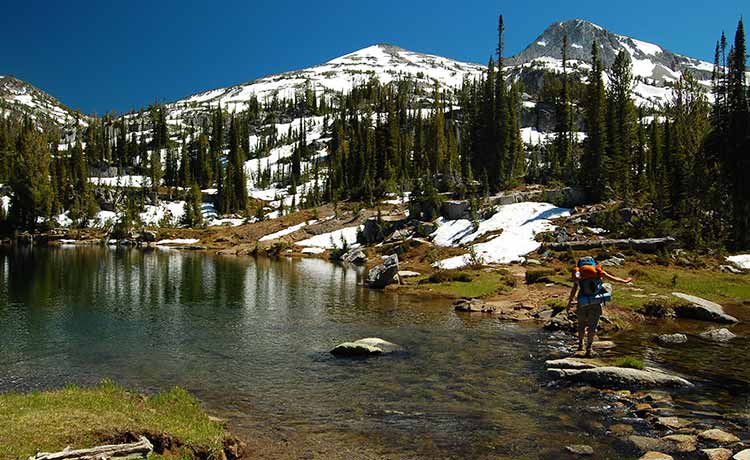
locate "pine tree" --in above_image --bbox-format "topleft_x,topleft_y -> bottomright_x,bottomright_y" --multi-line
553,34 -> 573,181
9,122 -> 53,228
726,19 -> 749,248
581,41 -> 607,202
495,14 -> 508,187
607,50 -> 636,202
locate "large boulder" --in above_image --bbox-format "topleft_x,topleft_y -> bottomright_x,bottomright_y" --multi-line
672,293 -> 739,324
547,366 -> 693,389
330,338 -> 401,357
342,248 -> 367,265
440,200 -> 470,220
366,255 -> 400,289
699,328 -> 737,342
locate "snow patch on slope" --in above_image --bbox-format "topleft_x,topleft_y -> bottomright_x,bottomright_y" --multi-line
433,202 -> 569,268
727,255 -> 750,270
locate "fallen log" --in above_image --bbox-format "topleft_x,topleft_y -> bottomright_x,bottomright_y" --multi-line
29,436 -> 153,460
542,237 -> 676,253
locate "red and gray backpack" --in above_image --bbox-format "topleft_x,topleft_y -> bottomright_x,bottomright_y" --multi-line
573,256 -> 607,304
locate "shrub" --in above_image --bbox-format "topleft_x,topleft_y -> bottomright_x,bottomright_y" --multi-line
612,356 -> 645,370
526,268 -> 557,284
639,299 -> 678,318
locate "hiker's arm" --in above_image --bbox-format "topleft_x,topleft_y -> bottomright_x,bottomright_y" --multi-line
567,283 -> 578,307
602,270 -> 632,284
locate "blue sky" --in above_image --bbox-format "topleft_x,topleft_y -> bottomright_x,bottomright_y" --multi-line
2,0 -> 747,115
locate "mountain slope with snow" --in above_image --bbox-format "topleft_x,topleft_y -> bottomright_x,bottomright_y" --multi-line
174,44 -> 485,114
507,19 -> 714,84
0,76 -> 86,127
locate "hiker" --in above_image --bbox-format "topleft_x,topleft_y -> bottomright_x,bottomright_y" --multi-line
567,256 -> 632,357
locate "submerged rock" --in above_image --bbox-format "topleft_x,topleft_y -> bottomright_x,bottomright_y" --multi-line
654,416 -> 690,430
698,429 -> 740,444
565,444 -> 594,455
453,299 -> 496,313
672,293 -> 739,324
548,366 -> 693,389
609,423 -> 635,437
628,434 -> 697,454
699,328 -> 737,342
656,333 -> 688,345
366,254 -> 399,289
330,338 -> 401,357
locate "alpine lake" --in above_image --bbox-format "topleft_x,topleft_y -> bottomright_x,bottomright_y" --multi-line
1,246 -> 748,459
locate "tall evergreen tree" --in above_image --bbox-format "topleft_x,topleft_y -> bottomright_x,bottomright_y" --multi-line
9,122 -> 53,228
581,41 -> 607,202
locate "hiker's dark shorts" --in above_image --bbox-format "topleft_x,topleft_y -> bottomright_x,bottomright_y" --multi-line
577,303 -> 602,332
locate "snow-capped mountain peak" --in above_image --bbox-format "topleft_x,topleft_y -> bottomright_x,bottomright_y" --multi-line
179,44 -> 485,113
508,19 -> 713,83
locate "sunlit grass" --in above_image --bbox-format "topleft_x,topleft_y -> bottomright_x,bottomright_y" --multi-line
545,264 -> 749,310
0,380 -> 229,460
400,269 -> 517,298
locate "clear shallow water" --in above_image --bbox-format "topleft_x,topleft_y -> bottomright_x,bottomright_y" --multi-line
0,247 -> 747,459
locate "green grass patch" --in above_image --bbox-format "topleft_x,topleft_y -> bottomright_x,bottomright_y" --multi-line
611,265 -> 750,309
0,380 -> 230,460
544,298 -> 568,310
422,271 -> 474,284
612,356 -> 646,370
525,267 -> 558,284
541,262 -> 749,311
407,269 -> 516,298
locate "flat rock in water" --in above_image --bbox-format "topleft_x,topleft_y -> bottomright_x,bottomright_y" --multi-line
609,423 -> 635,437
639,452 -> 674,460
592,340 -> 616,350
629,434 -> 697,454
672,293 -> 739,324
700,328 -> 737,342
698,429 -> 740,444
701,448 -> 734,460
331,338 -> 401,357
655,416 -> 690,430
565,444 -> 594,455
657,333 -> 688,345
734,449 -> 750,460
453,299 -> 496,313
548,366 -> 693,389
397,270 -> 421,278
545,358 -> 598,370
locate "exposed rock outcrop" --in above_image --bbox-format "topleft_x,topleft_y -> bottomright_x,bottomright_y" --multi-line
672,293 -> 739,324
366,255 -> 399,289
547,366 -> 693,389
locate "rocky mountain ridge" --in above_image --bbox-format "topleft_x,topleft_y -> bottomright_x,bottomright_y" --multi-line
1,19 -> 720,128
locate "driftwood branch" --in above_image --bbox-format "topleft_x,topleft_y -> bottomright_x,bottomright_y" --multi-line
542,237 -> 676,253
29,436 -> 153,460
